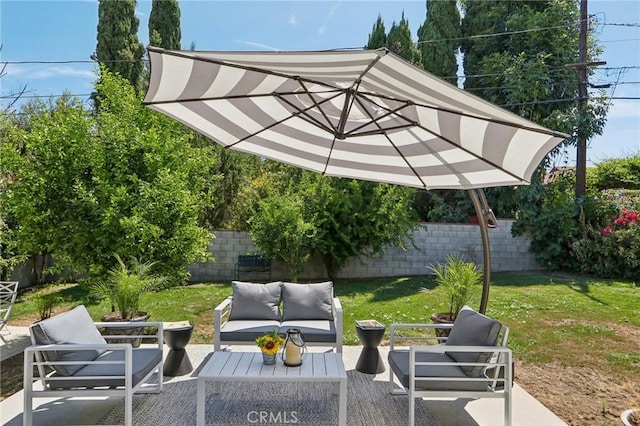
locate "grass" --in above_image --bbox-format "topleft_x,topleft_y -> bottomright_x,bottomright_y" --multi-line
9,272 -> 639,379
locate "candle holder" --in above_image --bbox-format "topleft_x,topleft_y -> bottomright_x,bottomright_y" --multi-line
282,328 -> 306,367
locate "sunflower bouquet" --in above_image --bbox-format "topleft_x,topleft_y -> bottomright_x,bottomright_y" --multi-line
255,329 -> 284,356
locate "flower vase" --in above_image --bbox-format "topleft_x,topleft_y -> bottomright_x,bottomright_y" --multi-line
262,352 -> 276,365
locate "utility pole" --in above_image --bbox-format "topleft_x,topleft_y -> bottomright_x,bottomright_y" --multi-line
566,0 -> 605,200
575,0 -> 588,200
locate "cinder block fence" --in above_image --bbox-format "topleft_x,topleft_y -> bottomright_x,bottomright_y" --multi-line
188,219 -> 541,282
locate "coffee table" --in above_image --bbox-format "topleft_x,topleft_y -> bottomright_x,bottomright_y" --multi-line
197,351 -> 347,426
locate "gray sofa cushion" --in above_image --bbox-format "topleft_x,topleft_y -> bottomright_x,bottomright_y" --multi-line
220,320 -> 281,342
279,320 -> 337,343
229,281 -> 282,321
446,306 -> 502,377
282,282 -> 333,321
388,350 -> 489,391
30,305 -> 107,376
50,348 -> 162,389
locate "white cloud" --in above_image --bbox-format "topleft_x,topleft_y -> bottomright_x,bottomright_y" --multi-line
289,13 -> 297,25
233,40 -> 282,52
317,2 -> 342,36
26,66 -> 95,80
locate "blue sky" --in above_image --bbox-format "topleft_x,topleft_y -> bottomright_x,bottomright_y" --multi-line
2,0 -> 639,166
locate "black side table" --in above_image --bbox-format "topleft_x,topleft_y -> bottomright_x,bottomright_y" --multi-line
163,322 -> 194,376
355,320 -> 386,374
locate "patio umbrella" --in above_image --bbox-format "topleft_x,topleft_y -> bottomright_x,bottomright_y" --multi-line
144,47 -> 568,311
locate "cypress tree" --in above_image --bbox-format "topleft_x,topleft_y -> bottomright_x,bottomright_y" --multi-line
96,0 -> 145,91
365,15 -> 387,49
417,0 -> 461,81
149,0 -> 181,49
386,12 -> 422,65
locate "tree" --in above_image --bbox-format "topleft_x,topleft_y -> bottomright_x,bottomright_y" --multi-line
386,12 -> 422,65
365,15 -> 387,49
417,0 -> 461,81
458,0 -> 607,219
0,95 -> 97,283
1,70 -> 215,284
149,0 -> 181,49
96,0 -> 145,91
86,69 -> 213,282
249,195 -> 317,282
246,167 -> 418,280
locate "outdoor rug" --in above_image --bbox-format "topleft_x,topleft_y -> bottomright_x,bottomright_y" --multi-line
97,364 -> 439,425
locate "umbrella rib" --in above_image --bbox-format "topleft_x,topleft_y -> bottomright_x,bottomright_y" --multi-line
297,79 -> 341,134
275,90 -> 346,135
351,95 -> 429,189
228,89 -> 349,148
353,90 -> 567,139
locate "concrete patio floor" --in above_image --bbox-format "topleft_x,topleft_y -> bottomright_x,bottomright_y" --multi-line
1,325 -> 566,426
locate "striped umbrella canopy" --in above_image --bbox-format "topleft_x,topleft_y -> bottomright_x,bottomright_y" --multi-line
144,47 -> 568,190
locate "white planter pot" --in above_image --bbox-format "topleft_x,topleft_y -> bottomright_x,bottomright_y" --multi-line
621,409 -> 639,426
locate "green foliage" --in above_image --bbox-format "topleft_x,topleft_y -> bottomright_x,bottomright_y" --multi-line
365,15 -> 387,49
245,167 -> 418,280
514,165 -> 640,280
249,195 -> 317,282
386,12 -> 422,65
96,0 -> 145,91
149,0 -> 181,49
34,290 -> 65,321
423,255 -> 482,319
91,254 -> 168,320
512,174 -> 584,270
85,69 -> 213,282
572,191 -> 640,280
1,70 -> 214,285
587,155 -> 640,190
461,0 -> 607,159
417,0 -> 461,80
303,175 -> 418,279
0,95 -> 96,281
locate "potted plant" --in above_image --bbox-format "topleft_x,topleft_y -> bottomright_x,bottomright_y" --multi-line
92,254 -> 168,346
423,255 -> 482,337
255,329 -> 284,365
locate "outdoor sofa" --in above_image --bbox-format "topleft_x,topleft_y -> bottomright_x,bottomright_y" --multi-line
214,281 -> 342,353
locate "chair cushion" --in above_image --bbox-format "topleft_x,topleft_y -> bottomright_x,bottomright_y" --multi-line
279,320 -> 336,343
388,349 -> 489,391
445,306 -> 502,377
30,305 -> 107,376
228,281 -> 282,321
219,320 -> 281,342
281,282 -> 333,321
50,348 -> 162,389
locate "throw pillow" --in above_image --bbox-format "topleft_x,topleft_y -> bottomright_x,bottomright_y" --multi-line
229,281 -> 282,321
282,281 -> 333,321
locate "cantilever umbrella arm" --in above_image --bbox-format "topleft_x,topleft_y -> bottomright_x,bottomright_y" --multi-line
468,188 -> 498,314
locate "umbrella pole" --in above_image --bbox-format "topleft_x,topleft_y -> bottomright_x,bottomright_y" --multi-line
468,189 -> 497,314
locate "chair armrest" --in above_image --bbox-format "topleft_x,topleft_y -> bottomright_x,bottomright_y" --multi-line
407,345 -> 512,388
333,297 -> 343,353
24,343 -> 135,387
214,296 -> 233,350
389,323 -> 451,349
94,321 -> 163,348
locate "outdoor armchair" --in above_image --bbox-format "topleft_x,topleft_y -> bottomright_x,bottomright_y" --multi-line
0,281 -> 19,332
23,305 -> 163,426
388,306 -> 512,426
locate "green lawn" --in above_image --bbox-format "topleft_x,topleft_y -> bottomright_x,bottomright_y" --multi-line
11,273 -> 639,378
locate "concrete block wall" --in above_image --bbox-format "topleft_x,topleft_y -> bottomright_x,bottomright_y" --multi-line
188,219 -> 542,282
